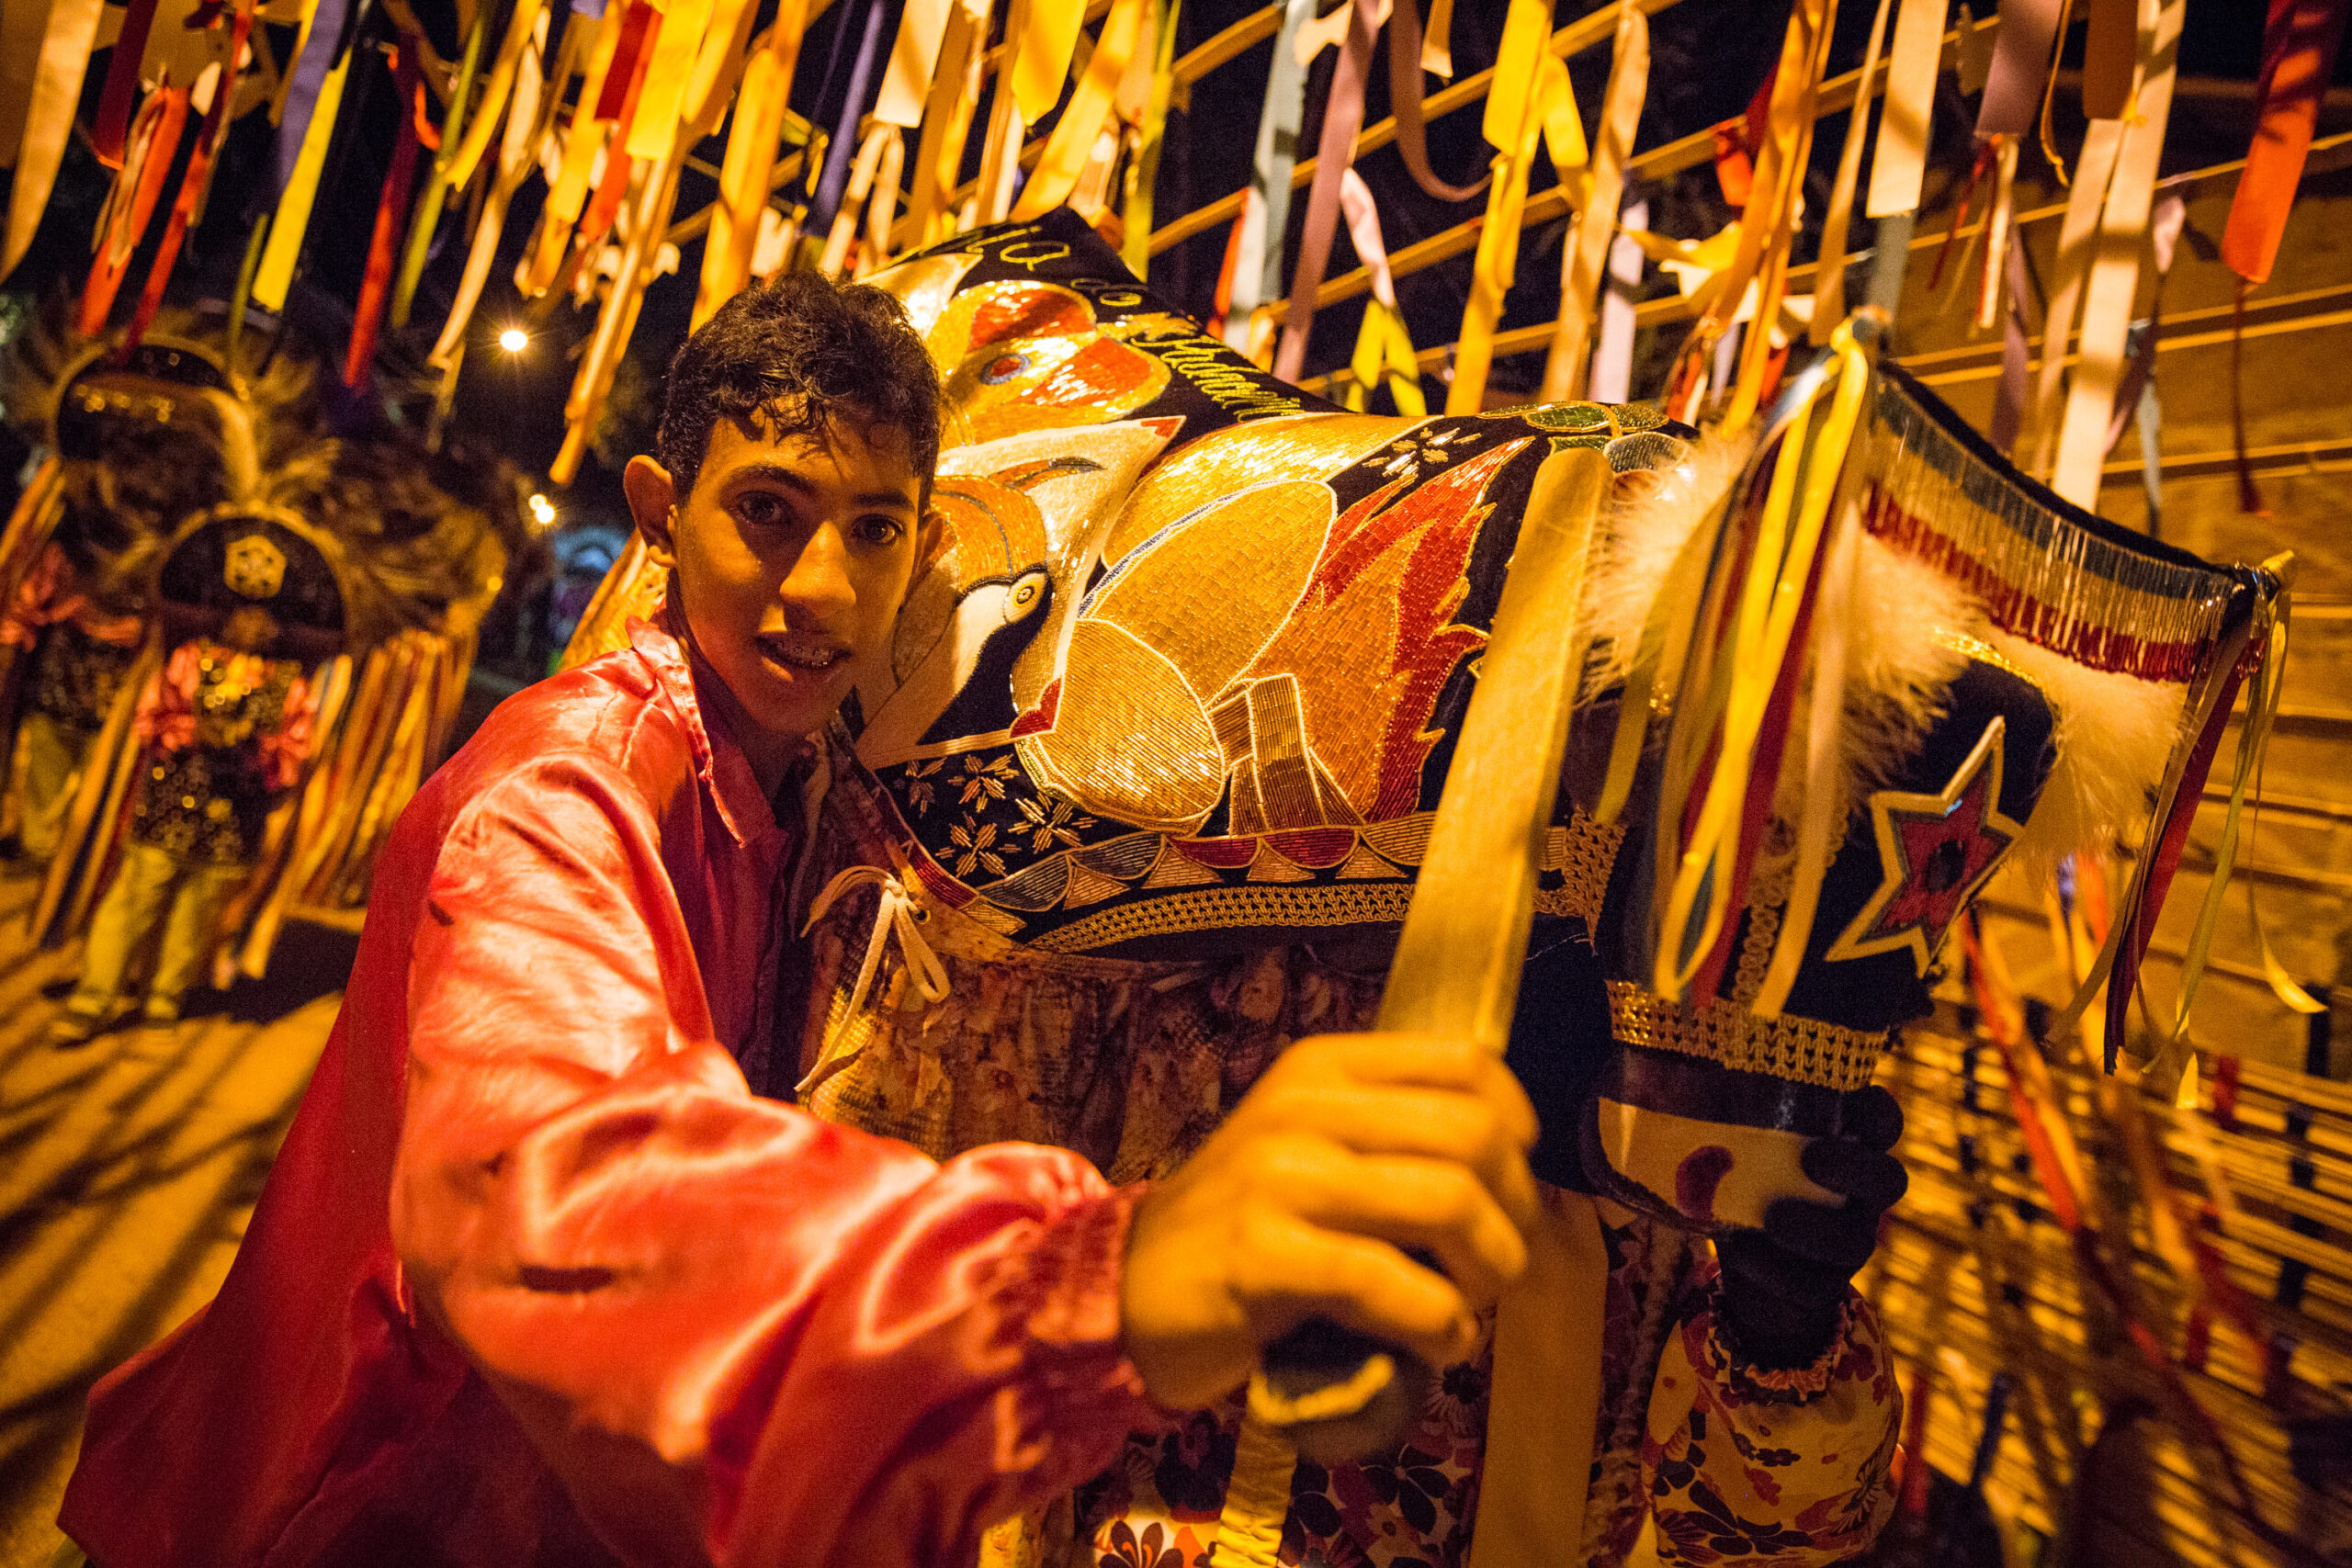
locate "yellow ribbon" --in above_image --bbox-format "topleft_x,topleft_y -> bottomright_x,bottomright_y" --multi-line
1342,299 -> 1426,415
1010,0 -> 1147,220
1444,0 -> 1550,415
1719,0 -> 1835,434
252,48 -> 350,311
873,0 -> 954,128
1119,0 -> 1179,276
899,0 -> 984,248
628,0 -> 718,164
694,0 -> 811,328
1654,321 -> 1870,1002
1538,2 -> 1647,400
444,0 -> 547,194
1810,0 -> 1893,343
1010,0 -> 1083,124
2162,560 -> 2324,1050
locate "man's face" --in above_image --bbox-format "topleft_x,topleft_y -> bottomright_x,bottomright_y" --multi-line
629,415 -> 930,746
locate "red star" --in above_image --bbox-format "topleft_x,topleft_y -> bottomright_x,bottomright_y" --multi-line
1826,717 -> 2024,974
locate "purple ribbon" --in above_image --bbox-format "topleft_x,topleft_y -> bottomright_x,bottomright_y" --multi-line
812,0 -> 889,231
276,0 -> 359,195
1976,0 -> 2064,137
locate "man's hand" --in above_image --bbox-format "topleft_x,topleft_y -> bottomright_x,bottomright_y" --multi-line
1120,1033 -> 1540,1412
1717,1085 -> 1909,1370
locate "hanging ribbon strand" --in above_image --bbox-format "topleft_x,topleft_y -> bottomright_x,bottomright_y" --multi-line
695,0 -> 815,327
1271,0 -> 1380,383
1222,0 -> 1316,352
1443,0 -> 1551,414
1537,1 -> 1647,400
5,0 -> 111,280
343,32 -> 432,389
127,0 -> 261,354
1385,0 -> 1486,203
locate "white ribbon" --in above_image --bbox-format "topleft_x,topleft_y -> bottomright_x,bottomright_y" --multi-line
794,862 -> 952,1097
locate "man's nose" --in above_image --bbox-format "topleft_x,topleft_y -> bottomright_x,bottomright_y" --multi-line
779,522 -> 858,618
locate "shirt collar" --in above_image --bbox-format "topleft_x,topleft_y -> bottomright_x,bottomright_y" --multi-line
627,612 -> 812,850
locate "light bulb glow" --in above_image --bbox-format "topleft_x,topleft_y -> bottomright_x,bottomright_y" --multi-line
499,327 -> 529,353
528,492 -> 557,529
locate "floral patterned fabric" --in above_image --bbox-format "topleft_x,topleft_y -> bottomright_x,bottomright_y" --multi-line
127,638 -> 317,863
797,764 -> 1902,1568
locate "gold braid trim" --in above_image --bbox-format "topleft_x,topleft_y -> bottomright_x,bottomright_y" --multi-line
1605,981 -> 1888,1094
1029,883 -> 1417,953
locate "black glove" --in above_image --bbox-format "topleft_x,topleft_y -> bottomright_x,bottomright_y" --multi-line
1716,1085 -> 1907,1371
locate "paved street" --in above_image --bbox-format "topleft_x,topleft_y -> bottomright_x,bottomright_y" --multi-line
0,865 -> 345,1567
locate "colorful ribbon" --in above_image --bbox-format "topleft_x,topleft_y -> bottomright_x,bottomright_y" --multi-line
526,0 -> 628,296
1011,0 -> 1148,220
1271,0 -> 1378,383
1010,0 -> 1084,124
1444,0 -> 1550,414
274,0 -> 356,196
2051,0 -> 2184,508
4,0 -> 108,281
1120,0 -> 1180,276
429,13 -> 554,368
874,0 -> 953,128
343,36 -> 428,388
695,0 -> 813,325
1718,0 -> 1834,433
90,0 -> 164,167
2222,0 -> 2351,286
1385,0 -> 1484,202
1863,0 -> 1946,220
126,0 -> 258,353
628,0 -> 716,163
77,87 -> 191,336
252,42 -> 352,311
1809,0 -> 1892,344
810,0 -> 885,230
389,6 -> 492,329
1654,321 -> 1871,1003
1221,0 -> 1315,351
1537,1 -> 1647,400
1976,0 -> 2064,136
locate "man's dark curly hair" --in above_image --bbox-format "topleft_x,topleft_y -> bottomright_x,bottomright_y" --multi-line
655,271 -> 944,503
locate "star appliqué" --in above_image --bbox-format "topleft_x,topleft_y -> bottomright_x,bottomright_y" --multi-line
1826,716 -> 2024,974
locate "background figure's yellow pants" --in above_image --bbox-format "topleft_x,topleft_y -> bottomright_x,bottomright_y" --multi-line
15,712 -> 95,863
67,842 -> 245,1021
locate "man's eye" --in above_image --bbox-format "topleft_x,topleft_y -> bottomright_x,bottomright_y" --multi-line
854,515 -> 906,547
734,492 -> 790,528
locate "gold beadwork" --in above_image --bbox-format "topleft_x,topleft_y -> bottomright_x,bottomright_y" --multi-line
1031,883 -> 1417,953
1605,981 -> 1888,1093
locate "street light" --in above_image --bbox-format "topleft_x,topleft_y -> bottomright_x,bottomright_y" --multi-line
499,326 -> 529,353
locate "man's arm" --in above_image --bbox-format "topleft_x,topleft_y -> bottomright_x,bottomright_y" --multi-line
390,754 -> 1156,1566
390,754 -> 1542,1567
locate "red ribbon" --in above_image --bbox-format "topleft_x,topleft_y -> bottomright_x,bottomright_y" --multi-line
344,37 -> 426,388
91,0 -> 166,169
2222,0 -> 2349,287
123,0 -> 257,354
79,88 -> 190,336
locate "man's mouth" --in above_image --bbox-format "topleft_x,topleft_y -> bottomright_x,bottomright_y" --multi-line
756,635 -> 849,673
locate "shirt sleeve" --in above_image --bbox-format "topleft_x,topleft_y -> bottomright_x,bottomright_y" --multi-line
1638,1265 -> 1902,1567
388,753 -> 1160,1568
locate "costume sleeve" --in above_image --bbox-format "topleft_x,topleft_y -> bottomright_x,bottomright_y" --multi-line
389,754 -> 1161,1568
1638,1262 -> 1901,1566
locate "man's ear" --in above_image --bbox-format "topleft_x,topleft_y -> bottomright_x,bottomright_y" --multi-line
914,508 -> 950,574
623,455 -> 680,565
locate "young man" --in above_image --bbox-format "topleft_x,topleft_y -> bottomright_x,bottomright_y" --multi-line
58,274 -> 1538,1566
